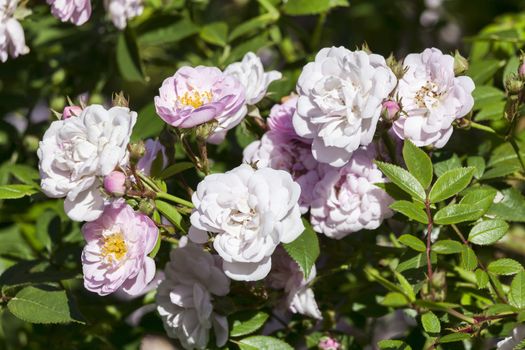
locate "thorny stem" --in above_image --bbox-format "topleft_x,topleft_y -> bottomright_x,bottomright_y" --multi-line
424,198 -> 434,283
509,137 -> 525,174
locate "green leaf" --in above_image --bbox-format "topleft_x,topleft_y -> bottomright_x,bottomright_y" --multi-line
158,162 -> 194,180
282,0 -> 330,15
460,246 -> 477,271
434,204 -> 485,225
282,219 -> 319,279
475,269 -> 489,289
472,85 -> 505,111
466,156 -> 486,179
468,219 -> 508,245
390,201 -> 428,224
0,184 -> 38,199
138,18 -> 199,46
8,164 -> 39,185
467,59 -> 505,85
229,9 -> 279,41
200,22 -> 228,46
155,200 -> 185,233
459,187 -> 497,216
398,234 -> 426,253
432,240 -> 463,254
238,336 -> 293,350
7,286 -> 84,324
402,140 -> 433,188
434,155 -> 461,177
376,162 -> 426,202
377,339 -> 412,350
394,271 -> 416,302
116,29 -> 144,82
487,188 -> 525,222
439,333 -> 470,343
130,103 -> 165,142
429,167 -> 475,203
421,311 -> 441,334
230,311 -> 269,337
509,271 -> 525,309
380,292 -> 409,307
487,258 -> 523,276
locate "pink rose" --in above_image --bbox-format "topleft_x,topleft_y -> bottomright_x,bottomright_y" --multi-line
81,200 -> 159,296
154,66 -> 246,133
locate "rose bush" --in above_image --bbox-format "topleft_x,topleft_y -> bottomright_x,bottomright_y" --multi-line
1,1 -> 525,350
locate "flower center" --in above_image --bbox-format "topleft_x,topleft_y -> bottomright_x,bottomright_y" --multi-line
101,232 -> 127,262
178,90 -> 213,109
414,81 -> 442,109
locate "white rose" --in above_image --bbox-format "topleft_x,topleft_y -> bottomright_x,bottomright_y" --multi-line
0,0 -> 29,62
310,145 -> 393,239
104,0 -> 143,30
224,52 -> 282,105
392,48 -> 475,148
156,239 -> 230,350
188,164 -> 304,281
267,247 -> 322,319
293,46 -> 397,167
37,104 -> 137,221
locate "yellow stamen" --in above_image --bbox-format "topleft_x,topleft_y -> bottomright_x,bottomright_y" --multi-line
178,90 -> 213,109
101,233 -> 127,261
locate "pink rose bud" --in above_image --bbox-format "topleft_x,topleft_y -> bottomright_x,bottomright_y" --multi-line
383,100 -> 400,120
319,337 -> 340,350
519,62 -> 525,78
104,171 -> 126,196
62,105 -> 83,119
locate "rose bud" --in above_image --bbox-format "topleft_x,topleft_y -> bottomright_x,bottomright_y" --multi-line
62,105 -> 83,119
382,100 -> 400,121
104,171 -> 126,196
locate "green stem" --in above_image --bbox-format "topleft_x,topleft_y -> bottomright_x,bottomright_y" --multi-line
509,137 -> 525,173
156,191 -> 194,208
136,171 -> 160,192
445,308 -> 475,324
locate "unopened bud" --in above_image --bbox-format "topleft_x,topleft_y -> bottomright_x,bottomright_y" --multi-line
103,171 -> 126,196
129,141 -> 146,161
382,100 -> 400,121
386,53 -> 405,79
505,73 -> 524,95
453,50 -> 469,76
139,199 -> 155,215
112,91 -> 129,107
62,105 -> 82,119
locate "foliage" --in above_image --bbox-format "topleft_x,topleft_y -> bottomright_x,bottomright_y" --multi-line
1,0 -> 525,350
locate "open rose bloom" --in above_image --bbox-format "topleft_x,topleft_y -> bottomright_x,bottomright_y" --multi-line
310,146 -> 394,239
37,104 -> 137,221
157,240 -> 230,350
188,164 -> 304,281
81,200 -> 159,296
392,48 -> 475,147
293,47 -> 397,167
154,66 -> 246,137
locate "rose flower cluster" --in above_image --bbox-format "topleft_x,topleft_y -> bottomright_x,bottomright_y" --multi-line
37,46 -> 475,349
